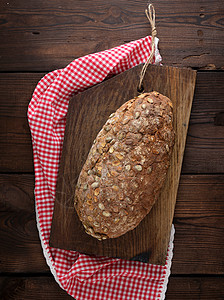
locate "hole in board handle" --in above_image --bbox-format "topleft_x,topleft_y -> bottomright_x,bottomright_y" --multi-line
137,84 -> 144,94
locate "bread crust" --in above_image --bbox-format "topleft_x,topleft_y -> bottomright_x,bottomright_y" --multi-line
74,91 -> 175,240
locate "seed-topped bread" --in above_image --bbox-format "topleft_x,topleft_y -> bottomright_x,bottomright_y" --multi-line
74,91 -> 175,240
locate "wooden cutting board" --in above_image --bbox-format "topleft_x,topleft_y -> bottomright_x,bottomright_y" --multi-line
50,64 -> 196,265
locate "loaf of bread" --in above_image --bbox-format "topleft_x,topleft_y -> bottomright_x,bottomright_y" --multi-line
74,91 -> 175,240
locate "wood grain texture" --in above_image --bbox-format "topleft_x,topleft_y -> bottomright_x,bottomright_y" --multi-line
0,174 -> 223,274
0,277 -> 73,300
0,73 -> 43,172
0,276 -> 223,300
0,0 -> 223,71
50,64 -> 196,265
172,175 -> 224,275
0,174 -> 49,273
166,276 -> 224,300
182,72 -> 224,173
1,72 -> 223,173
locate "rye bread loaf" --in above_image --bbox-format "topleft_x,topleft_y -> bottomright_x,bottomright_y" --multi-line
74,91 -> 175,240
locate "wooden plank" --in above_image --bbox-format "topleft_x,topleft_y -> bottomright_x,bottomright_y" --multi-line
0,0 -> 223,71
0,73 -> 44,173
0,116 -> 33,172
0,174 -> 223,274
172,175 -> 224,274
166,276 -> 224,300
0,174 -> 49,273
0,277 -> 73,299
0,276 -> 223,299
50,64 -> 196,265
1,71 -> 223,173
182,72 -> 224,173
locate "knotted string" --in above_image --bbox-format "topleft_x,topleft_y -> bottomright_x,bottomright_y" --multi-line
138,4 -> 157,92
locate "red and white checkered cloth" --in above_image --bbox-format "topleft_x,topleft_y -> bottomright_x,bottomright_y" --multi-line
28,35 -> 174,300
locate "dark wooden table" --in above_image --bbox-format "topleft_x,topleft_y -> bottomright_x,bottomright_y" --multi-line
0,1 -> 223,299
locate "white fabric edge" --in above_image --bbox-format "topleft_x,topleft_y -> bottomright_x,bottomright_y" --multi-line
34,190 -> 64,290
159,224 -> 175,300
154,37 -> 161,65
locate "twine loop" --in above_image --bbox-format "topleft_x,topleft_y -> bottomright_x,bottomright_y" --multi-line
138,4 -> 157,92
